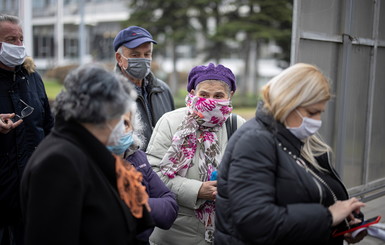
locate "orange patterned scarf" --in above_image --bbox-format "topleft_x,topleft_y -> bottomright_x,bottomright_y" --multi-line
115,155 -> 151,218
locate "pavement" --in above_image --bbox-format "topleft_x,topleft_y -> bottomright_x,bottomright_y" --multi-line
345,195 -> 385,245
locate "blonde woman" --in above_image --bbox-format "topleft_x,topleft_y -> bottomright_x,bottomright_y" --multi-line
215,63 -> 367,245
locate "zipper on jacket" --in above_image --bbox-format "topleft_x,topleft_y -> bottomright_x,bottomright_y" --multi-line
148,90 -> 161,127
326,151 -> 349,198
312,177 -> 324,204
137,94 -> 153,128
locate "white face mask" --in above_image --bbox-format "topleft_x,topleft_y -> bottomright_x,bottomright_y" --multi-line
0,42 -> 27,67
107,118 -> 126,146
287,110 -> 322,140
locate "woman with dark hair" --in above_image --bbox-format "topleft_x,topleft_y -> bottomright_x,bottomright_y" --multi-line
20,64 -> 153,245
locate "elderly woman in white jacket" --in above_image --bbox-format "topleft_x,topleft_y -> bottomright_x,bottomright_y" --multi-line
146,63 -> 246,245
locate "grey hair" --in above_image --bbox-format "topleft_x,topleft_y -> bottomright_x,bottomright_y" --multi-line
126,112 -> 146,154
0,14 -> 21,25
116,46 -> 124,55
114,46 -> 125,72
53,64 -> 137,124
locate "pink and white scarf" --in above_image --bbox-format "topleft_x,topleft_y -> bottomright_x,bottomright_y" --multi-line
159,93 -> 232,242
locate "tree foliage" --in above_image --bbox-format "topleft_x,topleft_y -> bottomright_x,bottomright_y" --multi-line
124,0 -> 196,53
125,0 -> 292,61
124,0 -> 293,92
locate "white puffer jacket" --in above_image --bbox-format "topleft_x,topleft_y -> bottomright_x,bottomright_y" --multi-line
146,107 -> 246,245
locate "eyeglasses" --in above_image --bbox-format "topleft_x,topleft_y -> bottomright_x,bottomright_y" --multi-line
11,99 -> 34,122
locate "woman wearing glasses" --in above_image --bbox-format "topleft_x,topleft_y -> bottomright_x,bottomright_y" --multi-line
20,65 -> 153,245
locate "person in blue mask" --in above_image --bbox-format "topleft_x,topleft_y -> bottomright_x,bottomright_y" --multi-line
107,110 -> 178,244
113,26 -> 175,151
215,63 -> 367,245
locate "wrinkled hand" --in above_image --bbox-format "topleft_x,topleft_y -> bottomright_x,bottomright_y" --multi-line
198,180 -> 217,201
328,198 -> 365,226
344,229 -> 368,244
0,113 -> 22,134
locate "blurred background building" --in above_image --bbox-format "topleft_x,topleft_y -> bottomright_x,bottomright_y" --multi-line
1,0 -> 288,95
2,0 -> 130,68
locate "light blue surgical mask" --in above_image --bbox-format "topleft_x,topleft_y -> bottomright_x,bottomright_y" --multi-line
287,110 -> 322,140
107,118 -> 125,146
107,130 -> 134,155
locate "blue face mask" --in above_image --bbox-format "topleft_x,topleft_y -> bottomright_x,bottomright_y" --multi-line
107,131 -> 134,155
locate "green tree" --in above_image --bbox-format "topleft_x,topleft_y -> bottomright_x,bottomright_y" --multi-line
207,0 -> 293,93
124,0 -> 196,93
125,0 -> 292,94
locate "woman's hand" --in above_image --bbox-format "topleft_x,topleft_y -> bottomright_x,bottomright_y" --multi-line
328,198 -> 365,226
198,181 -> 217,201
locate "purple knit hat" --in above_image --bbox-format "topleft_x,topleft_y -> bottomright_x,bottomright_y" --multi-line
187,63 -> 236,92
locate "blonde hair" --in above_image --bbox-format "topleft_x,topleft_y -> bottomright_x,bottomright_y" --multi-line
261,63 -> 332,170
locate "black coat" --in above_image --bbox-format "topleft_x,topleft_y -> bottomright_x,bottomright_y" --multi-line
135,73 -> 175,150
0,65 -> 54,224
215,107 -> 348,245
20,117 -> 153,245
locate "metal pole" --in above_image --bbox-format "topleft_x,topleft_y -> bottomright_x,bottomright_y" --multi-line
56,0 -> 64,66
290,0 -> 300,65
19,0 -> 32,57
362,0 -> 380,185
335,0 -> 353,177
79,0 -> 86,65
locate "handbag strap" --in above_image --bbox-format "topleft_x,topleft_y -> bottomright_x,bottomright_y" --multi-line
225,113 -> 238,140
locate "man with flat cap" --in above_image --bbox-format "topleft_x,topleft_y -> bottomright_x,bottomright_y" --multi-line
113,26 -> 175,150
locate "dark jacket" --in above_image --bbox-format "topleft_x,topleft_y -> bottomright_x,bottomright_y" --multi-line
215,106 -> 348,245
20,117 -> 153,245
116,66 -> 175,150
0,64 -> 54,224
126,150 -> 178,242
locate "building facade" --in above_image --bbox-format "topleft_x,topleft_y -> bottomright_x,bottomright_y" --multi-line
2,0 -> 130,70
